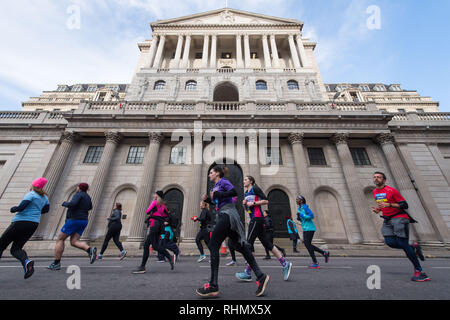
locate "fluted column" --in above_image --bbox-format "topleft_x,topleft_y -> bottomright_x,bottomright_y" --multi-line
152,34 -> 166,69
210,35 -> 217,69
201,35 -> 209,69
332,133 -> 379,244
173,35 -> 184,68
244,34 -> 251,68
236,34 -> 244,69
376,134 -> 441,243
147,35 -> 159,68
296,34 -> 309,68
288,34 -> 301,69
128,132 -> 164,241
181,34 -> 191,69
83,131 -> 122,240
262,34 -> 272,69
270,34 -> 281,68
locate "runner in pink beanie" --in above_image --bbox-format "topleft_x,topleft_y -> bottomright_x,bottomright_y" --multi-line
32,178 -> 48,189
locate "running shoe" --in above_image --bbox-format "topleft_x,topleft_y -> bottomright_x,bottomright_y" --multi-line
97,254 -> 103,260
283,261 -> 293,281
324,250 -> 330,264
197,255 -> 207,263
235,271 -> 252,282
411,271 -> 431,282
226,260 -> 236,266
309,263 -> 320,269
89,247 -> 97,264
196,283 -> 220,298
255,274 -> 270,297
412,243 -> 425,261
132,266 -> 146,274
119,251 -> 127,261
47,262 -> 61,271
263,255 -> 271,260
156,259 -> 165,263
24,260 -> 35,279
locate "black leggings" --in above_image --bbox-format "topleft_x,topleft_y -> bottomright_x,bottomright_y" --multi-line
0,221 -> 39,267
303,231 -> 325,264
141,219 -> 171,267
195,228 -> 210,255
264,231 -> 283,256
100,224 -> 124,255
247,218 -> 274,252
228,238 -> 236,261
208,212 -> 264,287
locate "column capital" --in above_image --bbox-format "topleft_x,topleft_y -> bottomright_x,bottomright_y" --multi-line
61,131 -> 80,143
331,132 -> 349,145
375,133 -> 395,146
288,132 -> 305,145
149,132 -> 164,144
105,131 -> 122,144
211,34 -> 217,39
295,34 -> 302,40
246,133 -> 258,144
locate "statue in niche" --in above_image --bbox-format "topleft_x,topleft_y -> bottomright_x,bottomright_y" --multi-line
170,76 -> 180,100
273,77 -> 283,99
305,79 -> 317,100
138,78 -> 149,101
241,76 -> 250,99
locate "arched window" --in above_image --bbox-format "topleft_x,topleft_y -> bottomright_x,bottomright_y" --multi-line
154,80 -> 166,90
256,80 -> 268,90
185,80 -> 197,91
287,80 -> 299,90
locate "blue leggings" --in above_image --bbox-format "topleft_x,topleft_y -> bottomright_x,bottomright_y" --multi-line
384,236 -> 422,271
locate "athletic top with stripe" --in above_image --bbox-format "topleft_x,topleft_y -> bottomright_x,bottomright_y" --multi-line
244,185 -> 267,219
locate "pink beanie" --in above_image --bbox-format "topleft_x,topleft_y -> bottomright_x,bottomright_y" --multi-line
32,177 -> 48,189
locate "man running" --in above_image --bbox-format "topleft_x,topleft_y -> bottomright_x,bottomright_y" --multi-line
263,210 -> 286,260
372,172 -> 430,282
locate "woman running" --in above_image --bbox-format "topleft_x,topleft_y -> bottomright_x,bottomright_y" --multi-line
133,191 -> 174,274
193,200 -> 212,263
0,178 -> 49,279
296,195 -> 330,269
196,166 -> 270,298
236,176 -> 292,282
98,202 -> 127,261
263,210 -> 286,259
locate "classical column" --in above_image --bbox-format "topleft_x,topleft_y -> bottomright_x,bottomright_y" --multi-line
181,34 -> 191,69
236,34 -> 244,69
270,34 -> 281,68
262,34 -> 272,69
147,35 -> 159,68
288,34 -> 301,69
128,132 -> 164,241
152,34 -> 166,69
376,134 -> 443,243
201,35 -> 209,69
244,34 -> 251,68
83,131 -> 122,240
210,35 -> 217,69
296,34 -> 309,68
331,133 -> 379,244
173,35 -> 184,68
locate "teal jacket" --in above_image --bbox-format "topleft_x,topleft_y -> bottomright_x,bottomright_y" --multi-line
286,219 -> 298,234
161,226 -> 174,241
297,204 -> 316,232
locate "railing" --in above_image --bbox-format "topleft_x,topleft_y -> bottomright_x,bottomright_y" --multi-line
186,69 -> 200,73
0,111 -> 67,124
391,112 -> 450,122
217,68 -> 235,74
206,102 -> 244,111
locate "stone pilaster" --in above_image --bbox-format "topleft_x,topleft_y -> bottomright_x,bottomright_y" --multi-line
236,34 -> 244,69
147,35 -> 159,68
270,34 -> 280,68
181,34 -> 191,69
201,35 -> 209,69
152,34 -> 166,69
262,34 -> 272,69
296,34 -> 309,68
173,35 -> 184,68
244,34 -> 251,68
288,34 -> 301,69
210,35 -> 217,69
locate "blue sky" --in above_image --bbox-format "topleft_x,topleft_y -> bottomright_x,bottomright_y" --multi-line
0,0 -> 449,111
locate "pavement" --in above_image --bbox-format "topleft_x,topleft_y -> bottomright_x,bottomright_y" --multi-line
0,255 -> 449,300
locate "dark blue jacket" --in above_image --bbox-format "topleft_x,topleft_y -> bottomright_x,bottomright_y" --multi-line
62,191 -> 92,221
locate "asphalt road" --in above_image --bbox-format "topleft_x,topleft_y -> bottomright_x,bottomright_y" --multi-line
0,256 -> 448,300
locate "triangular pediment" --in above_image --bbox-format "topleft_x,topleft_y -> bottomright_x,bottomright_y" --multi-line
151,8 -> 303,27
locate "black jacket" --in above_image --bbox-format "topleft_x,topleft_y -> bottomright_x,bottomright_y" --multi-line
198,208 -> 212,229
108,209 -> 122,228
62,191 -> 92,220
263,215 -> 274,232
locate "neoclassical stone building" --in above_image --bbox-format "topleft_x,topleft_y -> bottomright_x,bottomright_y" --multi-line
1,8 -> 449,251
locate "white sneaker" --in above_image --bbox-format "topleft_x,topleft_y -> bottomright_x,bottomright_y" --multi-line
226,260 -> 236,266
197,255 -> 207,263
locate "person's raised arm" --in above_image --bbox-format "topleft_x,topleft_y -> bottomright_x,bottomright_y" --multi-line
62,192 -> 82,208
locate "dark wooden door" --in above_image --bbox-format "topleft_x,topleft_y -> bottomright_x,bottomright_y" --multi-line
268,189 -> 291,238
164,189 -> 184,238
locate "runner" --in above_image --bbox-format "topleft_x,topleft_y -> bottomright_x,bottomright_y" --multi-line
196,166 -> 270,298
48,183 -> 97,270
236,176 -> 292,282
98,202 -> 127,261
296,195 -> 330,269
193,200 -> 213,263
372,172 -> 430,282
0,178 -> 49,279
263,210 -> 286,260
132,191 -> 174,274
157,219 -> 180,263
286,216 -> 300,253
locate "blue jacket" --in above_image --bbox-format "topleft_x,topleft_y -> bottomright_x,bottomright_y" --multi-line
297,204 -> 316,232
161,226 -> 174,241
62,191 -> 92,221
286,219 -> 298,234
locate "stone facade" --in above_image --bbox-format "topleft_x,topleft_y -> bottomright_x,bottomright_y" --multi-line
0,8 -> 449,251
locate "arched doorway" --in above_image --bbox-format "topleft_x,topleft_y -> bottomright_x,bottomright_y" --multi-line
164,189 -> 184,238
314,189 -> 348,243
112,188 -> 137,237
213,82 -> 239,102
267,189 -> 291,238
206,160 -> 244,224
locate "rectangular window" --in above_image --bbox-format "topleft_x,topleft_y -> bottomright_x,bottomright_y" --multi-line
350,148 -> 371,166
195,52 -> 203,59
265,147 -> 283,165
221,52 -> 232,59
307,148 -> 327,166
126,146 -> 146,164
170,146 -> 187,165
84,146 -> 104,164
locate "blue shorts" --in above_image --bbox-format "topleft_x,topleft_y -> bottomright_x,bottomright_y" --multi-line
61,220 -> 89,236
